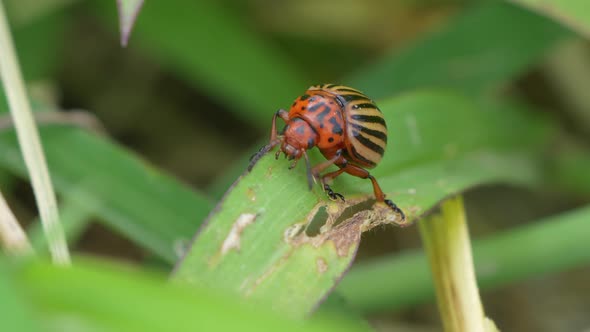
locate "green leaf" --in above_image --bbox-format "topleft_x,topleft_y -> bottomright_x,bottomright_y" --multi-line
11,257 -> 369,332
92,0 -> 309,127
509,0 -> 590,39
0,126 -> 213,263
0,261 -> 40,332
6,1 -> 67,81
173,91 -> 550,318
347,2 -> 569,99
550,148 -> 590,195
337,205 -> 590,313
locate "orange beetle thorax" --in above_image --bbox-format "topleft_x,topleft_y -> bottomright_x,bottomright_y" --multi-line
281,117 -> 318,159
288,90 -> 346,158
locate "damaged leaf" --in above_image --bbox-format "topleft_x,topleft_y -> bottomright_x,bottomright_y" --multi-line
173,91 -> 550,318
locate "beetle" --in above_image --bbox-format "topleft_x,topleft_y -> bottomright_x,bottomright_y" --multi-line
249,84 -> 404,220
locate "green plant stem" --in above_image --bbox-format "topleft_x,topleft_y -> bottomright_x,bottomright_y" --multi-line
0,1 -> 69,264
419,196 -> 494,331
0,189 -> 32,255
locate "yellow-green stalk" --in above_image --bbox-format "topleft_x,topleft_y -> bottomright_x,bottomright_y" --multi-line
419,196 -> 498,332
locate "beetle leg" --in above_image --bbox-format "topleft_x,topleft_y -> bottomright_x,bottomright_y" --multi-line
324,184 -> 345,201
248,109 -> 288,171
302,150 -> 314,190
310,150 -> 343,180
248,139 -> 280,171
339,164 -> 405,220
288,157 -> 299,169
320,168 -> 346,201
270,109 -> 289,141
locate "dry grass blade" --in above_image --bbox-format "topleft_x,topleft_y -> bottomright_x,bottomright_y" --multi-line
0,189 -> 32,255
0,1 -> 69,264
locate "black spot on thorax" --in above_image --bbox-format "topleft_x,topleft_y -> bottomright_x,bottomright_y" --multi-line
329,117 -> 343,135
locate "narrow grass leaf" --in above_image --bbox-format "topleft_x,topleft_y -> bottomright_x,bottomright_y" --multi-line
0,189 -> 32,255
508,0 -> 590,39
347,2 -> 569,99
0,125 -> 213,263
0,2 -> 68,264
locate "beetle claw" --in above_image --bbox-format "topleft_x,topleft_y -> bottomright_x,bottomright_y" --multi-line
384,199 -> 405,221
324,184 -> 345,202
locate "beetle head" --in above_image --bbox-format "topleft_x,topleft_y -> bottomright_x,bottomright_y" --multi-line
281,118 -> 317,160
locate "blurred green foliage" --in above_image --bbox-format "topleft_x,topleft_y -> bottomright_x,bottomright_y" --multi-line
1,0 -> 590,331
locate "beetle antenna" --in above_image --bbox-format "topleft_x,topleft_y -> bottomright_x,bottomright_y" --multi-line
302,150 -> 314,190
248,138 -> 280,172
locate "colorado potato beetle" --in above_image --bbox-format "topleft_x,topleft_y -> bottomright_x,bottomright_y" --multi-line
249,84 -> 404,220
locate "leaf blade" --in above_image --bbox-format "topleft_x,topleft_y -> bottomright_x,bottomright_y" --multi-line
347,2 -> 569,99
508,0 -> 590,39
0,126 -> 213,263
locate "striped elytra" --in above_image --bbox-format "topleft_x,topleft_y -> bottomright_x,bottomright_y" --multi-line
249,84 -> 404,220
306,84 -> 387,168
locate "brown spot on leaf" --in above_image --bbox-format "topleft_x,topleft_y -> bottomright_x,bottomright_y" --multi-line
246,187 -> 256,202
316,257 -> 328,274
265,167 -> 274,179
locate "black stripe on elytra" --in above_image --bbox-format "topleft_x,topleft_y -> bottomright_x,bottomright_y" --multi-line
299,94 -> 310,101
341,93 -> 368,103
353,103 -> 380,111
332,94 -> 345,109
329,117 -> 343,135
350,145 -> 376,166
350,123 -> 387,142
351,114 -> 386,126
335,87 -> 363,94
352,130 -> 385,155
